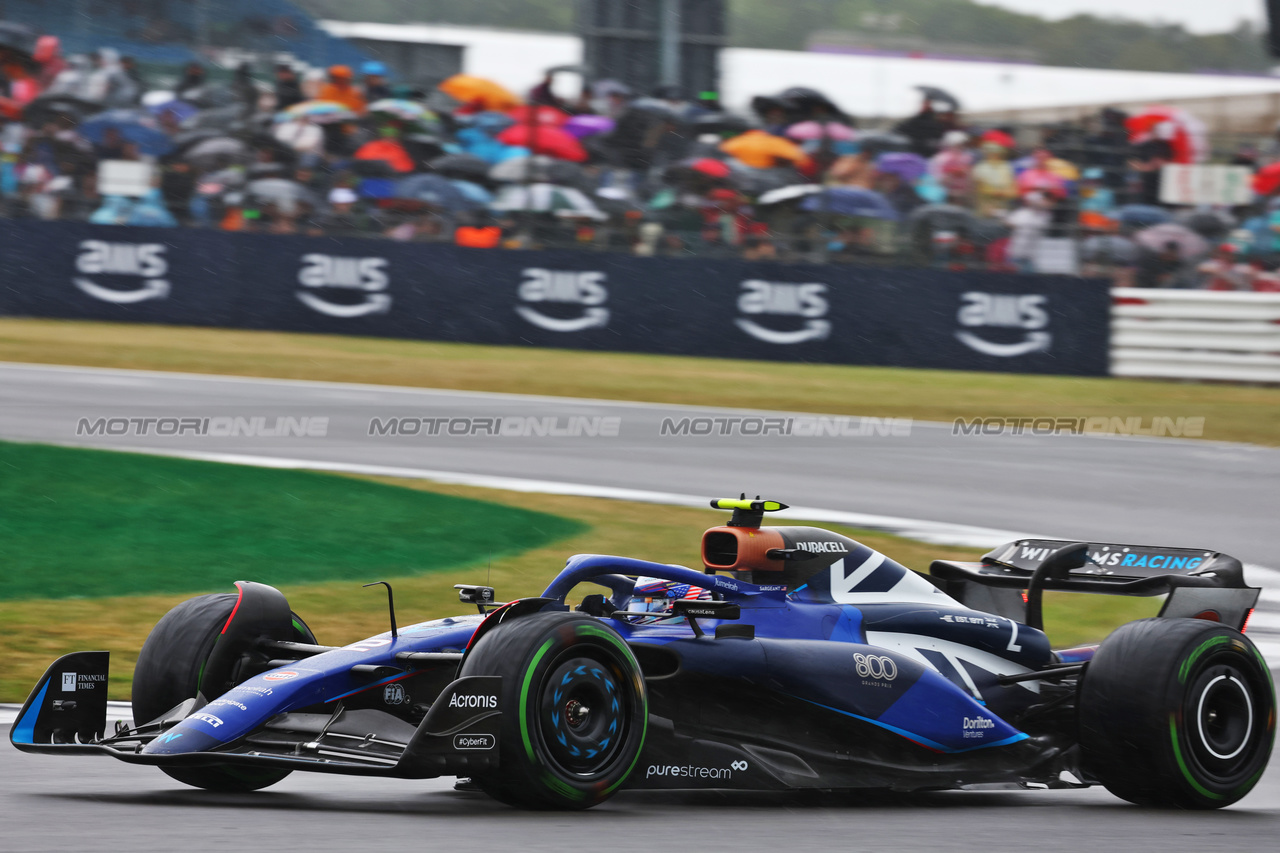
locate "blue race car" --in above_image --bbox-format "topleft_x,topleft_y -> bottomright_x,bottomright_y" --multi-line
11,498 -> 1275,809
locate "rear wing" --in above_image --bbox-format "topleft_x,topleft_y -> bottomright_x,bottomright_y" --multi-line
930,539 -> 1259,632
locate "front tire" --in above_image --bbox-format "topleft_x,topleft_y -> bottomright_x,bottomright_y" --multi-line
1079,618 -> 1275,808
133,592 -> 315,792
459,612 -> 647,809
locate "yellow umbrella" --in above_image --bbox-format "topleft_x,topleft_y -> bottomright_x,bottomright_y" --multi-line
720,130 -> 810,169
439,75 -> 522,111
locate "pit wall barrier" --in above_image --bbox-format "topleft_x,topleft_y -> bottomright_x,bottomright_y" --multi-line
1111,289 -> 1280,384
0,222 -> 1111,376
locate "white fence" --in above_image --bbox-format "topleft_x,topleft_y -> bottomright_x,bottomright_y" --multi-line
1111,289 -> 1280,383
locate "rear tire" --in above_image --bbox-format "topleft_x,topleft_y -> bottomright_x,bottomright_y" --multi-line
459,612 -> 647,809
1079,618 -> 1275,808
132,592 -> 316,792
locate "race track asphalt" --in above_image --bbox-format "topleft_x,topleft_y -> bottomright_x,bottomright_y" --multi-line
1,361 -> 1277,849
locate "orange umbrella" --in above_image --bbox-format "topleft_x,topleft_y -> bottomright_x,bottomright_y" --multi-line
439,75 -> 522,111
719,130 -> 810,169
354,138 -> 415,173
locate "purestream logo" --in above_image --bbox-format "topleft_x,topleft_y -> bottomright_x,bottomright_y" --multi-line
76,416 -> 329,438
369,416 -> 621,438
660,416 -> 911,438
646,761 -> 747,780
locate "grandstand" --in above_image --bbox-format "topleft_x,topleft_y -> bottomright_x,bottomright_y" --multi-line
0,0 -> 367,69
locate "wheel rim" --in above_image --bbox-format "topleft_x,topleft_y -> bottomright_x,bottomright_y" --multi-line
538,653 -> 627,776
1184,655 -> 1266,783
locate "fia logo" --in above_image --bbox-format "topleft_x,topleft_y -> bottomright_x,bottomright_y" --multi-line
516,268 -> 609,332
296,254 -> 391,317
61,672 -> 77,692
74,241 -> 170,303
735,280 -> 830,344
384,683 -> 408,706
955,292 -> 1051,357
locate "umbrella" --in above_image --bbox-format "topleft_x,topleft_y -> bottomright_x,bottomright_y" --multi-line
1253,162 -> 1280,196
916,85 -> 960,111
183,104 -> 247,132
779,87 -> 843,116
1081,235 -> 1138,266
450,180 -> 493,205
593,186 -> 642,216
490,183 -> 606,219
1134,223 -> 1209,260
80,110 -> 174,157
856,131 -> 911,155
719,130 -> 808,169
692,113 -> 751,136
676,157 -> 732,179
489,155 -> 587,186
874,151 -> 928,182
246,178 -> 317,207
799,187 -> 899,220
0,21 -> 36,57
1125,107 -> 1209,164
1118,204 -> 1173,228
785,121 -> 856,142
1179,209 -> 1235,239
906,204 -> 978,233
467,111 -> 517,133
274,100 -> 358,125
368,99 -> 433,122
181,136 -> 250,168
430,153 -> 493,182
495,125 -> 587,162
506,104 -> 569,126
625,98 -> 684,121
354,138 -> 416,173
757,184 -> 824,206
147,99 -> 198,123
21,94 -> 100,127
439,75 -> 521,111
392,174 -> 478,211
727,166 -> 803,196
564,114 -> 616,139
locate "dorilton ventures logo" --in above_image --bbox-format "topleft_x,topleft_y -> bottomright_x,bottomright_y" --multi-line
516,267 -> 610,331
735,280 -> 830,344
955,292 -> 1051,357
296,254 -> 391,317
74,240 -> 170,303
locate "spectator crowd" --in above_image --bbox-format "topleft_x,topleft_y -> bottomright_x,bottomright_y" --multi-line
5,26 -> 1280,290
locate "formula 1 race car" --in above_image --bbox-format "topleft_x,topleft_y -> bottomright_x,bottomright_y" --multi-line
11,498 -> 1276,809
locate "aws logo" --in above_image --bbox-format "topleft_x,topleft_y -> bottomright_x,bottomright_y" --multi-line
735,280 -> 830,344
74,240 -> 170,303
296,254 -> 391,318
516,268 -> 609,332
955,292 -> 1051,357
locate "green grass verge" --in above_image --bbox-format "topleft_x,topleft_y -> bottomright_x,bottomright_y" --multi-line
0,452 -> 1153,701
1,318 -> 1276,445
0,440 -> 584,600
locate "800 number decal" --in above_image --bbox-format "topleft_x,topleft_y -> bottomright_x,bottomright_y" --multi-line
853,653 -> 898,680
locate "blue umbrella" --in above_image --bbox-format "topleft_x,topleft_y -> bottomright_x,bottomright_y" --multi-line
81,110 -> 174,157
449,179 -> 493,205
800,187 -> 900,220
393,174 -> 479,211
468,111 -> 517,133
147,99 -> 198,124
1118,204 -> 1173,228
